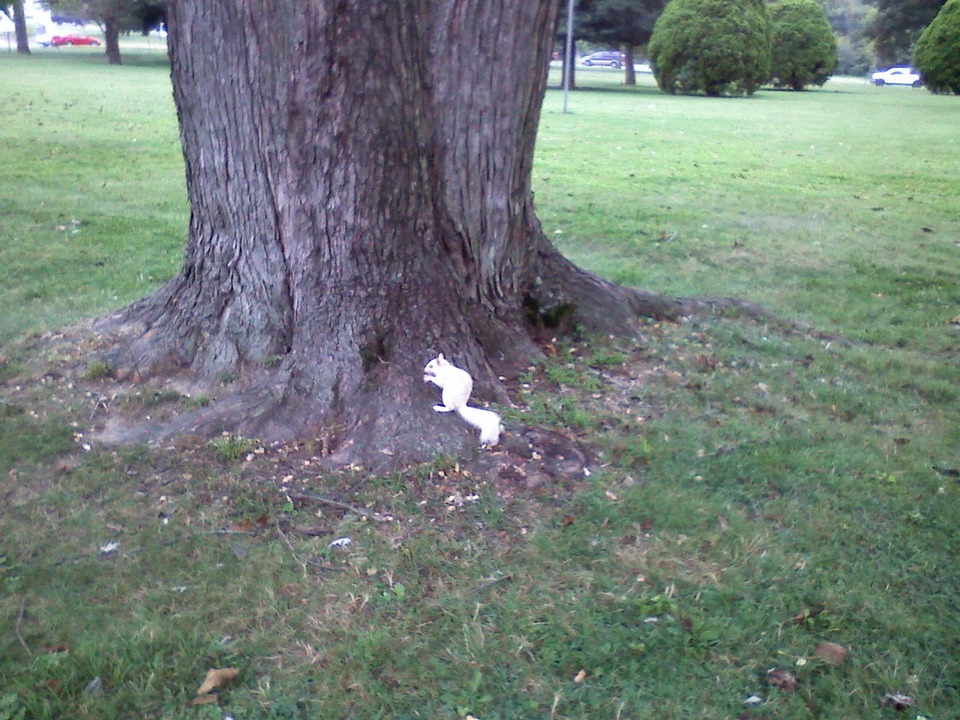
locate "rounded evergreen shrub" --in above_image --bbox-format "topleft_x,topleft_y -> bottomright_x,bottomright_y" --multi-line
648,0 -> 772,97
913,0 -> 960,95
769,0 -> 837,90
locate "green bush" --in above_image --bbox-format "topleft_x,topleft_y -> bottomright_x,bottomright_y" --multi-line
769,0 -> 837,90
648,0 -> 772,97
913,0 -> 960,95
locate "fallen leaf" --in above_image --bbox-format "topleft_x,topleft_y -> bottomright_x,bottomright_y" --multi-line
187,693 -> 220,707
790,605 -> 823,624
84,676 -> 103,695
812,641 -> 849,666
766,668 -> 799,692
54,456 -> 82,474
44,677 -> 64,695
881,693 -> 913,711
573,669 -> 587,684
196,667 -> 238,696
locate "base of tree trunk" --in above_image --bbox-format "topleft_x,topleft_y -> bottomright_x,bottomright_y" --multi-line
89,247 -> 829,471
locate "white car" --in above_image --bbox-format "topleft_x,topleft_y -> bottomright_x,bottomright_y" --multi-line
870,67 -> 922,87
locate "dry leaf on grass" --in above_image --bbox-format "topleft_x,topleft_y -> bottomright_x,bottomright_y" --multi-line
197,667 -> 238,695
766,668 -> 799,692
812,641 -> 849,666
881,693 -> 913,711
187,667 -> 239,705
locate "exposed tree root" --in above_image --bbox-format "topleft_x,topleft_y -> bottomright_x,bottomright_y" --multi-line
527,234 -> 840,343
89,289 -> 836,471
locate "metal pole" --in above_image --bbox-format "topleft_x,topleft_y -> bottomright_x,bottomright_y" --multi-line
562,0 -> 575,113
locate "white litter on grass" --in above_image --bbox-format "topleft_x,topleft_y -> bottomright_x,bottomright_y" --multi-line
329,537 -> 352,549
98,541 -> 120,555
744,695 -> 764,706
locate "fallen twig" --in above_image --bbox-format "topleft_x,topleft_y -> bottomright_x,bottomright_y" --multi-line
16,597 -> 32,657
287,491 -> 392,522
470,574 -> 513,595
206,529 -> 258,536
275,522 -> 308,578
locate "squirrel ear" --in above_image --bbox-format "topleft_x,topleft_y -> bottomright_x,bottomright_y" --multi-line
437,353 -> 445,361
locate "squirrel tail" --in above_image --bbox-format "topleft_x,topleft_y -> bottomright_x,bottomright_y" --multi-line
456,405 -> 502,447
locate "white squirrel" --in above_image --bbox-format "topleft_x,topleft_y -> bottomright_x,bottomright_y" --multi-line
423,353 -> 502,447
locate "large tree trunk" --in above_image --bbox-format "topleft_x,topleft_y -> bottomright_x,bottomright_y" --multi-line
624,44 -> 636,85
13,1 -> 30,54
103,17 -> 121,64
97,0 -> 675,467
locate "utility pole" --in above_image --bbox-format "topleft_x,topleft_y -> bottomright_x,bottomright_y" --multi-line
562,0 -> 575,113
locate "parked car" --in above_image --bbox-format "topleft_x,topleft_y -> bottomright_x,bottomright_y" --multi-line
870,66 -> 922,87
50,35 -> 102,47
580,51 -> 624,68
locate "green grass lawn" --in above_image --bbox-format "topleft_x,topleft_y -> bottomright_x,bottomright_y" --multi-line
1,52 -> 959,719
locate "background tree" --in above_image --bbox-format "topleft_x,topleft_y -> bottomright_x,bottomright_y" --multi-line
817,0 -> 876,75
913,0 -> 960,93
769,0 -> 837,89
40,0 -> 164,64
97,0 -> 681,467
873,0 -> 946,66
1,1 -> 30,53
647,0 -> 772,96
577,0 -> 668,84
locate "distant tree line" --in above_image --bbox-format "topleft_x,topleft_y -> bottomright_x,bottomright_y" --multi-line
4,0 -> 956,93
559,0 -> 948,80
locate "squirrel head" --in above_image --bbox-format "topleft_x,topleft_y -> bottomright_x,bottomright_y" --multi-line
423,353 -> 451,382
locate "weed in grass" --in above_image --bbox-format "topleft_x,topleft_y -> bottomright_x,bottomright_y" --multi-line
81,359 -> 109,380
209,433 -> 256,462
182,394 -> 211,409
543,363 -> 605,391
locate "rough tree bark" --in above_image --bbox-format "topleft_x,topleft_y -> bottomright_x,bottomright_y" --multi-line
624,44 -> 636,85
97,0 -> 684,467
103,16 -> 121,65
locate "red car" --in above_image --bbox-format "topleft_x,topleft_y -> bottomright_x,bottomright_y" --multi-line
50,35 -> 101,47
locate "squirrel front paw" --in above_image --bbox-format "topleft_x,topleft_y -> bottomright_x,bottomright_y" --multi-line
432,404 -> 455,413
